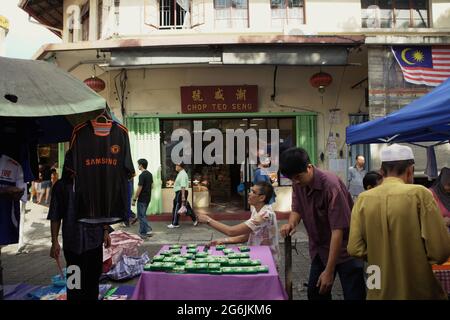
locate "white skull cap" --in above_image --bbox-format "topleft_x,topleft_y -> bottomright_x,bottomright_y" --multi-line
380,144 -> 414,162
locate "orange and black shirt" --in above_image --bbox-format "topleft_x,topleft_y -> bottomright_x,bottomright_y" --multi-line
66,120 -> 135,224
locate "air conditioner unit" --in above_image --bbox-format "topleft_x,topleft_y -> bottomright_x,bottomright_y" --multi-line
365,5 -> 381,28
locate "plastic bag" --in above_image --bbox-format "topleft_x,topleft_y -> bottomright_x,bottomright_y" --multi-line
177,205 -> 187,215
103,230 -> 144,267
105,252 -> 150,281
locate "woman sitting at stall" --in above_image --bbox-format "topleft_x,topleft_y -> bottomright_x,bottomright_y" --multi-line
197,181 -> 280,266
429,167 -> 450,230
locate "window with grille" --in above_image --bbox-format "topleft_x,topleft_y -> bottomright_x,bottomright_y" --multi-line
214,0 -> 249,28
271,0 -> 305,27
361,0 -> 429,28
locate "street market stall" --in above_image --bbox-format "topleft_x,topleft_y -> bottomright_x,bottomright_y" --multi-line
132,245 -> 287,300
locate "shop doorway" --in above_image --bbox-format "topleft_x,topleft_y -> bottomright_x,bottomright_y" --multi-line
160,117 -> 296,213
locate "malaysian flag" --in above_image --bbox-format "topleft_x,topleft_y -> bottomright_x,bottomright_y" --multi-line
392,46 -> 450,86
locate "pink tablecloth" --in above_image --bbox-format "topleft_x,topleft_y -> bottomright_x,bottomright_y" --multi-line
434,270 -> 450,294
131,245 -> 287,300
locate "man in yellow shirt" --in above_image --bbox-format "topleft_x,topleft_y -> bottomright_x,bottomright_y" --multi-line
348,144 -> 450,300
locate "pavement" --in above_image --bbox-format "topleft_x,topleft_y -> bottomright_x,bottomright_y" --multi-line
1,202 -> 344,300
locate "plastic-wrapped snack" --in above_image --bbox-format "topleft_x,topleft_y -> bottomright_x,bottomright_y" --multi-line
237,253 -> 250,258
215,244 -> 226,251
174,257 -> 187,265
148,262 -> 164,271
195,258 -> 208,263
221,267 -> 234,274
160,250 -> 172,256
172,266 -> 186,273
250,259 -> 261,266
195,252 -> 208,258
217,257 -> 229,265
152,255 -> 165,262
169,248 -> 181,254
246,267 -> 258,274
187,248 -> 197,254
144,263 -> 152,271
187,244 -> 197,249
195,263 -> 209,273
238,246 -> 250,252
223,248 -> 234,255
227,259 -> 241,266
163,256 -> 176,262
170,244 -> 182,249
162,262 -> 176,271
234,267 -> 245,274
227,253 -> 240,259
208,263 -> 221,271
256,265 -> 269,273
182,253 -> 194,260
238,258 -> 253,266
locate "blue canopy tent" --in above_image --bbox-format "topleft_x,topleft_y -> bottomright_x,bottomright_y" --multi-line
346,77 -> 450,145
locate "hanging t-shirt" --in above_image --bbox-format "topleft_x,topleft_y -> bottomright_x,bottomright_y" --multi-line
0,154 -> 26,245
66,120 -> 135,224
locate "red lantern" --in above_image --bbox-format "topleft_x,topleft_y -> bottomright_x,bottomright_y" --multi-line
83,76 -> 105,92
310,72 -> 332,93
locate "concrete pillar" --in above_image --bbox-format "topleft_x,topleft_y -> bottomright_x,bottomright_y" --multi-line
89,0 -> 98,41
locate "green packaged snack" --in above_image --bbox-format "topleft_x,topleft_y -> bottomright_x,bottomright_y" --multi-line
209,269 -> 222,275
227,259 -> 241,266
152,255 -> 165,262
144,263 -> 152,271
223,248 -> 234,255
245,267 -> 258,273
162,262 -> 176,271
208,263 -> 221,271
195,252 -> 208,258
237,253 -> 250,258
187,248 -> 197,254
148,262 -> 164,271
195,258 -> 207,263
227,253 -> 240,259
169,244 -> 182,249
174,257 -> 187,265
238,246 -> 250,252
250,259 -> 261,266
184,264 -> 197,273
217,257 -> 229,265
187,244 -> 197,249
256,266 -> 269,273
169,248 -> 181,254
215,244 -> 226,251
233,267 -> 245,274
163,256 -> 176,262
221,267 -> 234,274
172,266 -> 186,273
182,253 -> 194,260
160,250 -> 172,256
238,258 -> 253,266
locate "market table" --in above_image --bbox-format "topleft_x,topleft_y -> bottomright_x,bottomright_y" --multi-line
432,258 -> 450,295
131,245 -> 287,300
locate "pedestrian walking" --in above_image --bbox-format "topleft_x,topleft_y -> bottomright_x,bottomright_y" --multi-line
132,159 -> 153,238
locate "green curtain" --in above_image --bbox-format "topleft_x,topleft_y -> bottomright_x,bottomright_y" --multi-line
126,117 -> 162,215
58,142 -> 66,177
296,115 -> 317,165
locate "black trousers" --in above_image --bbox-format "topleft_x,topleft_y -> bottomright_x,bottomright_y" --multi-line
64,246 -> 103,301
171,190 -> 196,225
307,255 -> 366,300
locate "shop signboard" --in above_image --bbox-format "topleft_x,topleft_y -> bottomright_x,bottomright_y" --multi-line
180,85 -> 258,113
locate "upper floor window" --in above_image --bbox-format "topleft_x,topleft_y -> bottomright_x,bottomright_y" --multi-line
214,0 -> 249,28
271,0 -> 305,27
145,0 -> 205,29
361,0 -> 429,28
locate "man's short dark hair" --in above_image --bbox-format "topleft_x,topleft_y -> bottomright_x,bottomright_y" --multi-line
138,158 -> 148,169
279,147 -> 311,179
381,159 -> 414,176
254,181 -> 274,205
363,171 -> 383,190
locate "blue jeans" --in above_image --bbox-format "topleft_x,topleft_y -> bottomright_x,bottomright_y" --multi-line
307,255 -> 366,300
137,201 -> 151,235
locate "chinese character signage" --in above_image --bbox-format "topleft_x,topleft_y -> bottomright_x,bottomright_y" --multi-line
180,85 -> 258,113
